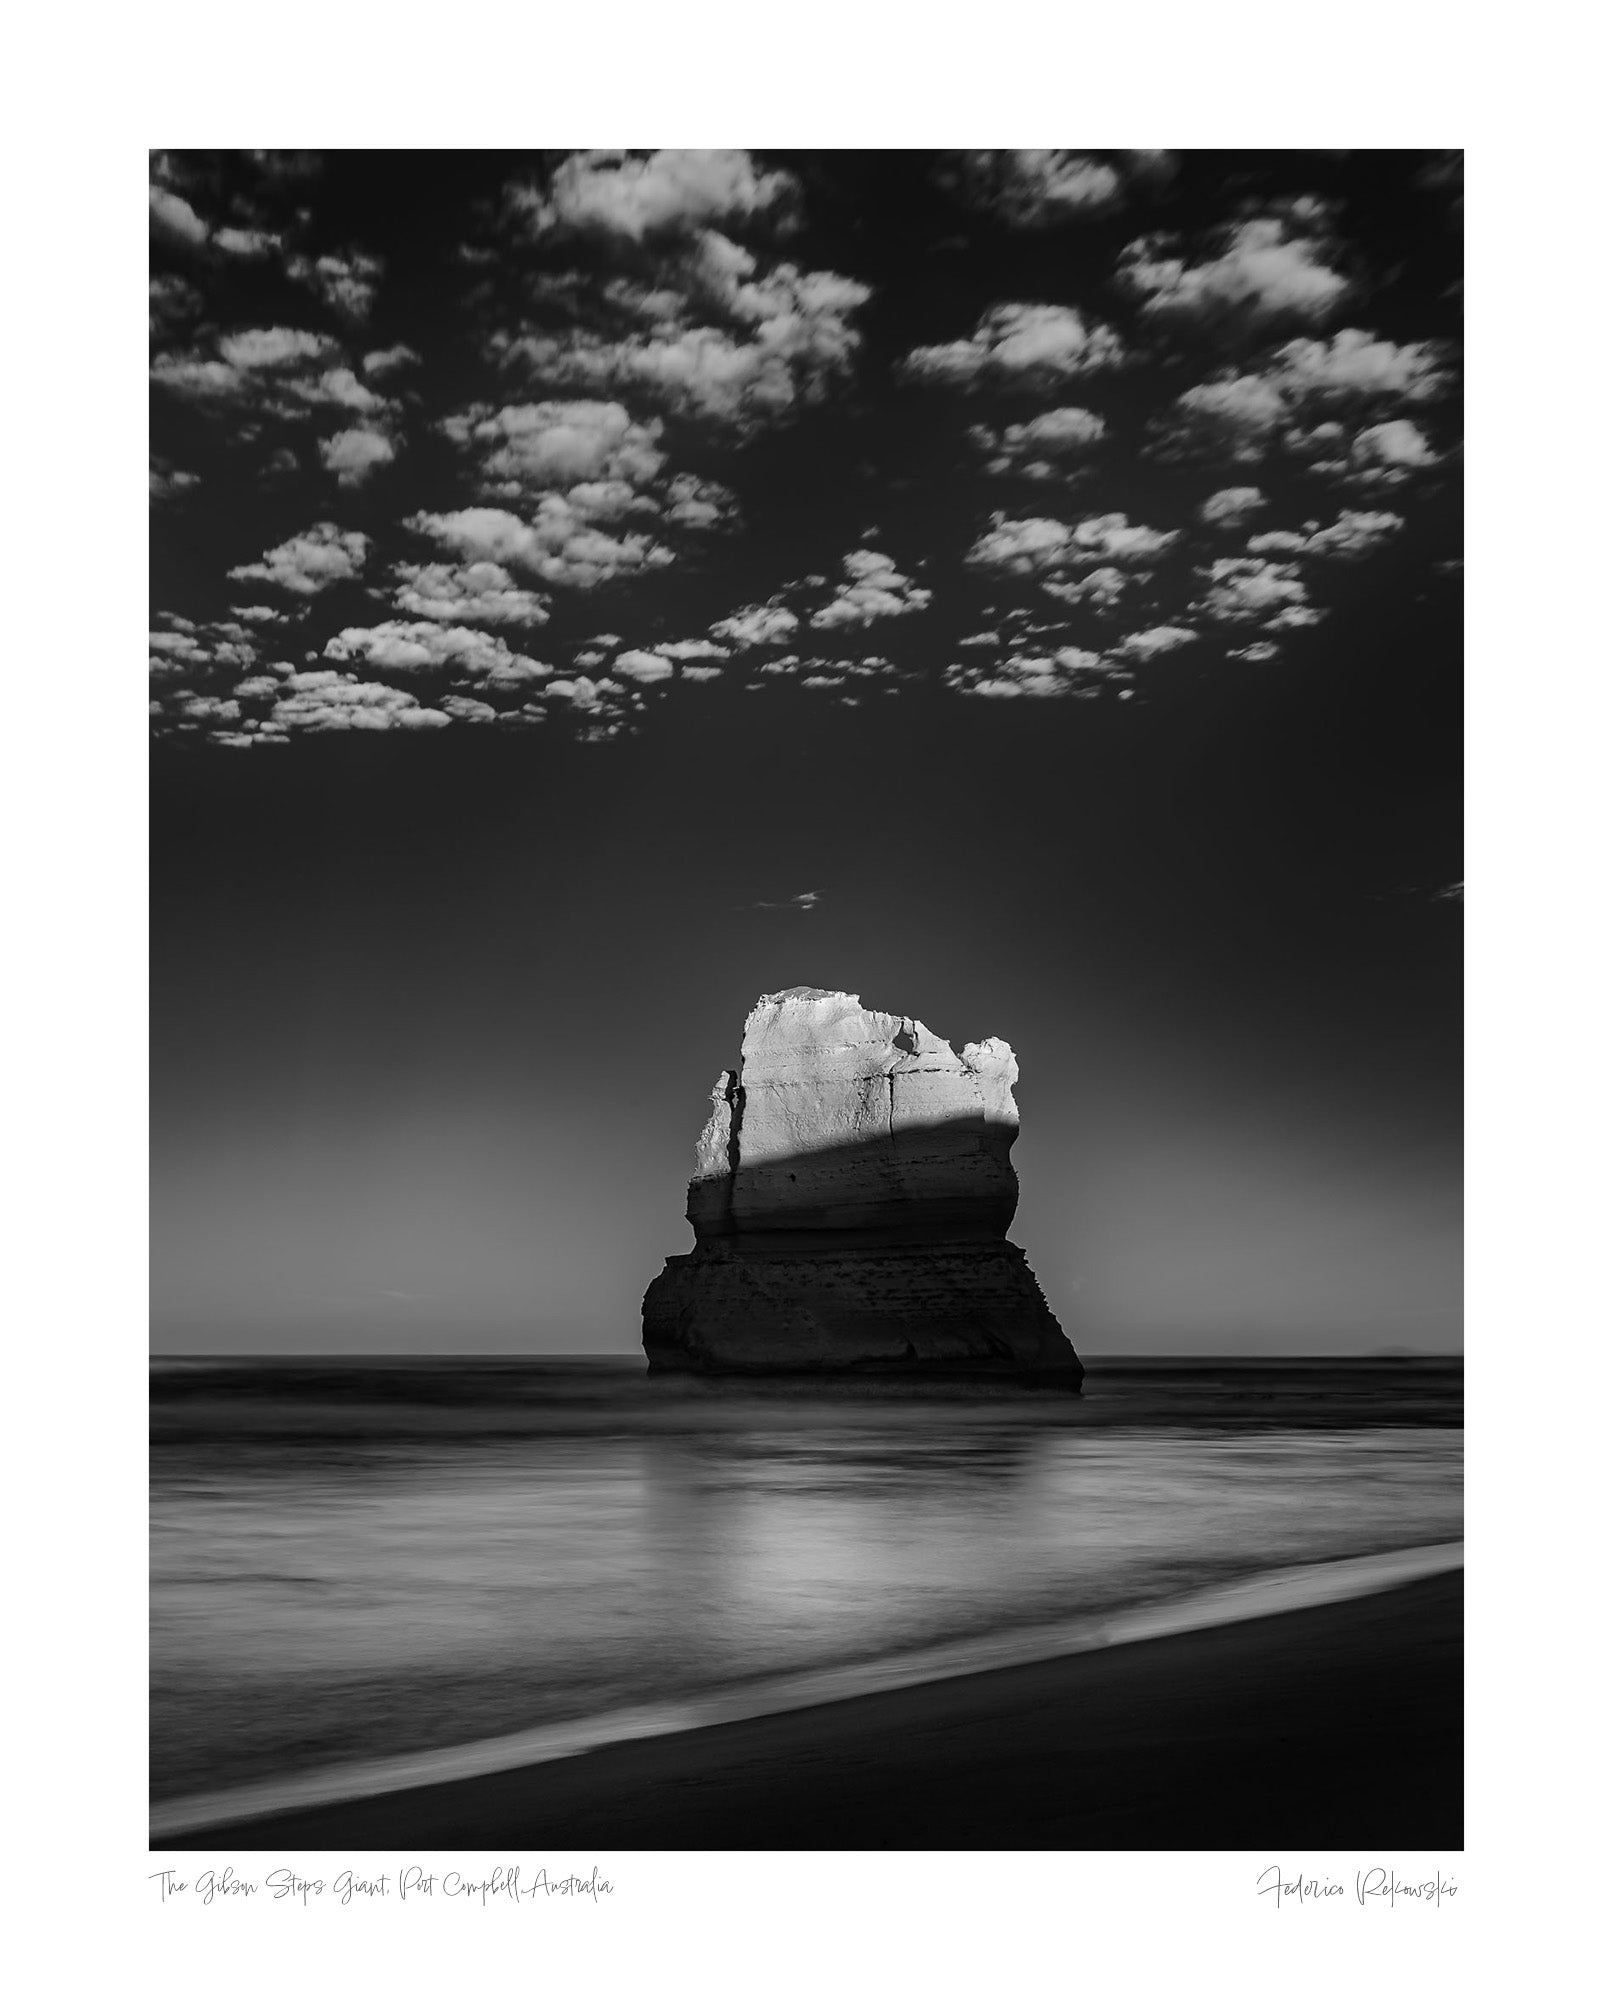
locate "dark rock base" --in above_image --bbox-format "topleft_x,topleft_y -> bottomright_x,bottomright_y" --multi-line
642,1240 -> 1082,1384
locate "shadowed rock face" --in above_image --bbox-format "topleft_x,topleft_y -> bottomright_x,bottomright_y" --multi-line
644,988 -> 1081,1383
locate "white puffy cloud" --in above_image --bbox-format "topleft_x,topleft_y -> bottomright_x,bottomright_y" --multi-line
270,671 -> 452,733
1041,566 -> 1135,611
323,621 -> 552,688
944,647 -> 1112,699
1199,486 -> 1267,528
1193,558 -> 1323,632
392,561 -> 550,626
612,649 -> 677,684
149,616 -> 257,684
971,406 -> 1107,479
809,549 -> 932,629
287,249 -> 385,323
511,150 -> 798,243
967,512 -> 1178,578
445,399 -> 666,497
900,302 -> 1125,391
1247,509 -> 1405,563
319,427 -> 395,486
496,260 -> 870,431
943,152 -> 1124,224
363,343 -> 422,378
149,458 -> 199,503
1113,626 -> 1198,660
152,326 -> 397,428
710,603 -> 799,649
1156,330 -> 1450,469
652,639 -> 729,660
149,185 -> 210,249
439,695 -> 499,724
941,150 -> 1175,227
1118,201 -> 1352,339
680,664 -> 724,682
213,226 -> 281,261
408,503 -> 675,589
1306,416 -> 1440,489
229,522 -> 370,595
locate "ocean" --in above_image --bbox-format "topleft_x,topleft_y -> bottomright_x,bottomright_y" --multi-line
150,1357 -> 1462,1814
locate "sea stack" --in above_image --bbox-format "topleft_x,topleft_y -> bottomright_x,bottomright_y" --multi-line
642,988 -> 1082,1384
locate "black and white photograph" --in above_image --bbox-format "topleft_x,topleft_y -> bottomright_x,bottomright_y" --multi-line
145,140 -> 1469,1866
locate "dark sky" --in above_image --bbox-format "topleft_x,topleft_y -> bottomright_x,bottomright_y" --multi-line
150,149 -> 1461,1356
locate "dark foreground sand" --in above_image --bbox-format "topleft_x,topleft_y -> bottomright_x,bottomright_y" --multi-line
164,1572 -> 1461,1851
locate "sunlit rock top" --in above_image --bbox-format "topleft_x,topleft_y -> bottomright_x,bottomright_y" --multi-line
688,988 -> 1023,1242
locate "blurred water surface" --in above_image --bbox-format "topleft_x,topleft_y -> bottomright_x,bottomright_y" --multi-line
151,1357 -> 1461,1802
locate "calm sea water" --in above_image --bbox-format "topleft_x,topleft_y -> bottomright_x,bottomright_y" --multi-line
150,1357 -> 1462,1804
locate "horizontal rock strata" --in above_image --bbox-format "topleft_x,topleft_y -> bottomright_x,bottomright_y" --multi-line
643,988 -> 1081,1383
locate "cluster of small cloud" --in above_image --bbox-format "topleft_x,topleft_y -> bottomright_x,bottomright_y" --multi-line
970,407 -> 1107,481
152,325 -> 402,484
392,561 -> 551,626
900,302 -> 1125,393
324,622 -> 553,690
1118,198 -> 1353,344
406,502 -> 676,592
968,512 -> 1178,586
429,397 -> 738,585
1154,329 -> 1449,486
809,550 -> 931,629
938,150 -> 1175,228
229,522 -> 370,596
489,152 -> 868,434
944,647 -> 1117,701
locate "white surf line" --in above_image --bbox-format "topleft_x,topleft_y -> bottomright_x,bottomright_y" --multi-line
151,1539 -> 1463,1842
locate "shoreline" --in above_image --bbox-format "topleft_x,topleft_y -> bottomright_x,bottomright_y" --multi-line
153,1539 -> 1462,1847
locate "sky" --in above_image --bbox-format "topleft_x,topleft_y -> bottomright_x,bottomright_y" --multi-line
150,148 -> 1462,1356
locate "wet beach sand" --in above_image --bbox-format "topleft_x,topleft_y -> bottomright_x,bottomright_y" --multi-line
166,1569 -> 1461,1852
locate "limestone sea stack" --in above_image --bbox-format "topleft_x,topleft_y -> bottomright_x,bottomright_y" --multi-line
642,988 -> 1082,1384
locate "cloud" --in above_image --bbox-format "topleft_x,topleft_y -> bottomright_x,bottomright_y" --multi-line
392,561 -> 551,626
749,890 -> 821,910
944,648 -> 1113,699
323,622 -> 553,689
363,343 -> 422,379
150,275 -> 202,340
319,427 -> 396,486
1199,486 -> 1267,528
612,649 -> 677,684
900,302 -> 1125,392
229,522 -> 370,595
213,226 -> 281,261
970,406 -> 1107,479
149,458 -> 199,504
510,150 -> 798,244
1246,508 -> 1405,563
809,549 -> 932,629
494,260 -> 870,431
966,512 -> 1178,579
651,639 -> 729,660
1112,626 -> 1198,660
711,602 -> 799,649
941,152 -> 1123,225
1302,416 -> 1440,489
1155,330 -> 1452,470
149,184 -> 210,250
1118,200 -> 1352,341
408,503 -> 675,590
1192,558 -> 1323,632
939,150 -> 1176,228
148,616 -> 259,682
288,249 -> 385,323
439,695 -> 499,724
152,326 -> 396,429
268,671 -> 452,733
445,398 -> 666,498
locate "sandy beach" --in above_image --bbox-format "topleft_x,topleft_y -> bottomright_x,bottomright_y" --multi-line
163,1569 -> 1461,1852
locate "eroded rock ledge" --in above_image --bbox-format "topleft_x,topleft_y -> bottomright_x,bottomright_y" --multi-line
642,988 -> 1081,1383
